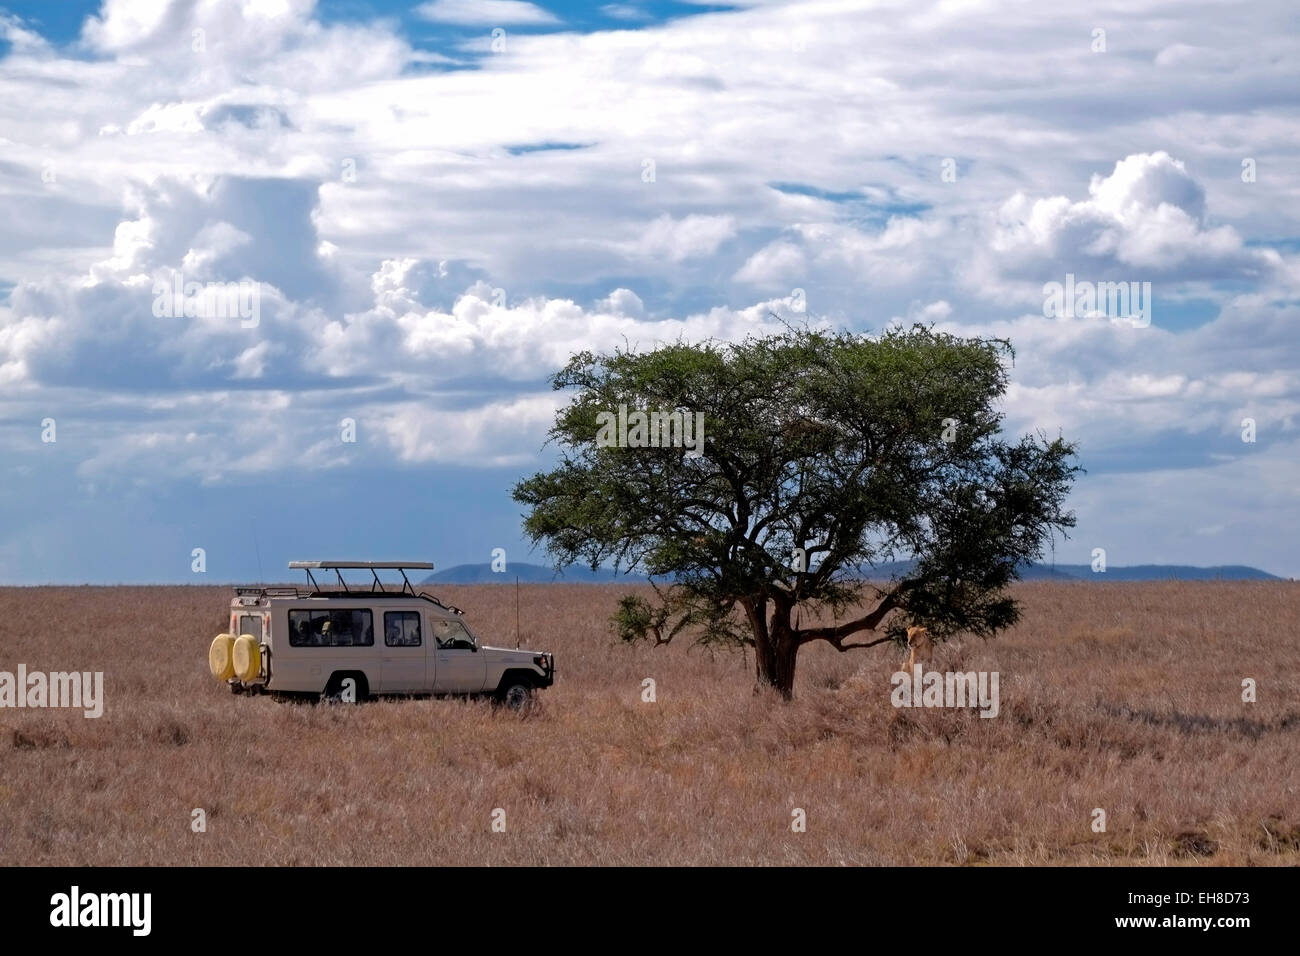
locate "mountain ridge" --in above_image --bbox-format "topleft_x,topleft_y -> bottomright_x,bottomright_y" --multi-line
423,561 -> 1284,584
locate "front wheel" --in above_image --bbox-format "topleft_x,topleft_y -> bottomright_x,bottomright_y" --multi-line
497,680 -> 535,713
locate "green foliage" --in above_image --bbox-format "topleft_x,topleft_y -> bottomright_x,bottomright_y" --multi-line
513,324 -> 1081,672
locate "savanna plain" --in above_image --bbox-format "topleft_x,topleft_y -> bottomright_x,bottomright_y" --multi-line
1,581 -> 1297,866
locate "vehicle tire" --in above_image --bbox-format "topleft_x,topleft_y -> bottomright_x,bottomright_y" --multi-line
496,679 -> 535,714
232,635 -> 262,682
209,634 -> 236,681
323,672 -> 368,704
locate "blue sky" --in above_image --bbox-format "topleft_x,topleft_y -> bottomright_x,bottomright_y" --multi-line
0,1 -> 743,48
0,0 -> 1298,582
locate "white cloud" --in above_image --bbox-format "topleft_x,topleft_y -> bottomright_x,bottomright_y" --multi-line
980,152 -> 1277,288
231,340 -> 274,379
415,0 -> 561,26
889,300 -> 952,326
624,214 -> 736,263
734,241 -> 806,288
597,288 -> 646,317
0,13 -> 51,54
599,4 -> 648,21
379,394 -> 562,466
83,0 -> 310,56
1,0 -> 1299,576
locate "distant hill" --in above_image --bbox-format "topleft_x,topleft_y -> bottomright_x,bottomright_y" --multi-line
424,561 -> 1282,584
862,560 -> 1280,582
1024,563 -> 1282,581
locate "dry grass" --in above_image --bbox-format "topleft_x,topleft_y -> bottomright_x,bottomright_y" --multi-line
1,581 -> 1298,865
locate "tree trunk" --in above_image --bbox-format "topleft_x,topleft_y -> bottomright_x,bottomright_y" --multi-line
754,619 -> 799,701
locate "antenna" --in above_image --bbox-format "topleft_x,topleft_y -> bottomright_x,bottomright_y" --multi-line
251,520 -> 264,582
515,575 -> 521,649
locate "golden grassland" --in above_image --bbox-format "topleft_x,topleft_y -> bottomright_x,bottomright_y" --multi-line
1,581 -> 1297,865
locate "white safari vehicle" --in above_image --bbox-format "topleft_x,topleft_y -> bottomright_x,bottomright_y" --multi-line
208,560 -> 555,710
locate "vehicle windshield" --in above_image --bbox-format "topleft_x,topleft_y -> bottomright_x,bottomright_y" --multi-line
431,619 -> 475,650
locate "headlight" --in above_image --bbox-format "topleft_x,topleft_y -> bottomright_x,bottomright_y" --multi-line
533,655 -> 547,668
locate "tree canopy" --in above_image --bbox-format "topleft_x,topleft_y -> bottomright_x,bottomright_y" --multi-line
513,325 -> 1081,699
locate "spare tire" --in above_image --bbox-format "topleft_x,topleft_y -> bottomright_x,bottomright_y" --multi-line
232,635 -> 262,682
209,634 -> 236,681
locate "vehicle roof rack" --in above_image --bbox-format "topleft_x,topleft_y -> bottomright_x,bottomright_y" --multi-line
288,560 -> 433,596
266,560 -> 463,614
235,585 -> 300,598
288,561 -> 437,570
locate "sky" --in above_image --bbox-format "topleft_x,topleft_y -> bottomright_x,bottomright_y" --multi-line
0,0 -> 1297,583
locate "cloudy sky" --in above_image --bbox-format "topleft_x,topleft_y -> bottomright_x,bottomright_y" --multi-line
0,0 -> 1297,583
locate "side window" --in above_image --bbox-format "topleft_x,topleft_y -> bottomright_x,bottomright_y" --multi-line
288,609 -> 373,647
239,615 -> 262,639
288,610 -> 313,647
384,611 -> 421,647
431,619 -> 473,650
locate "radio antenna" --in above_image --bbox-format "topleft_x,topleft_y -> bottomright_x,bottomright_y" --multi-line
251,520 -> 264,582
515,575 -> 521,649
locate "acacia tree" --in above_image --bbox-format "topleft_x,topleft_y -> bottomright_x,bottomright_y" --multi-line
513,325 -> 1080,700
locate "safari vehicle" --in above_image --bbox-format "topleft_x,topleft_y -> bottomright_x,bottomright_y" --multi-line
207,560 -> 554,710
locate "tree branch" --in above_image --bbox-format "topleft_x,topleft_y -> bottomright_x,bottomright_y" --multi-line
794,588 -> 901,649
836,635 -> 896,650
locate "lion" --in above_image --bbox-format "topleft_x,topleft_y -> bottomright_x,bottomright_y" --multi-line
905,625 -> 933,672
